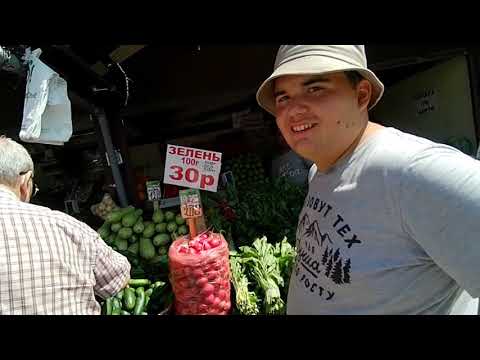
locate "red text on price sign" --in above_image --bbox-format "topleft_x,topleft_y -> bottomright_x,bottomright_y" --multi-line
163,145 -> 222,192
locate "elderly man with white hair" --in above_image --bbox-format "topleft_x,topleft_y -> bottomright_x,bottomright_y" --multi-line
0,136 -> 130,314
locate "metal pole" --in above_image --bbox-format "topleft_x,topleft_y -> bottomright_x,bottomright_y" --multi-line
93,107 -> 129,207
0,46 -> 24,75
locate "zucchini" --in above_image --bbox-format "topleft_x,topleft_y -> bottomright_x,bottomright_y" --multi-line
145,288 -> 153,297
106,211 -> 123,224
121,310 -> 131,315
111,223 -> 122,233
144,296 -> 150,311
112,298 -> 122,314
123,288 -> 136,311
133,287 -> 145,315
135,287 -> 145,296
128,279 -> 151,288
154,280 -> 166,287
104,298 -> 113,315
115,290 -> 124,300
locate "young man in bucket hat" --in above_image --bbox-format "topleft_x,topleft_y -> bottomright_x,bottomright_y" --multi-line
257,45 -> 480,315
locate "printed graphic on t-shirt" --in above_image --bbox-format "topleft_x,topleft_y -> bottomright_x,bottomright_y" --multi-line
293,195 -> 362,302
279,162 -> 302,179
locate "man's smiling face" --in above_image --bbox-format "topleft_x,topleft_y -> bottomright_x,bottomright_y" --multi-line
273,72 -> 369,164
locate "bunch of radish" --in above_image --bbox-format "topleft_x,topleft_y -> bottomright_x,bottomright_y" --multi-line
169,231 -> 231,315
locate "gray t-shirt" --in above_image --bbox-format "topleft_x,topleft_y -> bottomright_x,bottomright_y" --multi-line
271,150 -> 312,187
287,127 -> 480,315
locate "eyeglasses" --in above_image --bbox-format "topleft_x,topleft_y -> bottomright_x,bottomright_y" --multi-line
19,170 -> 39,198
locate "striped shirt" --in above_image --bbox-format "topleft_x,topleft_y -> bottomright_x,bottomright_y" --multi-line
0,187 -> 130,315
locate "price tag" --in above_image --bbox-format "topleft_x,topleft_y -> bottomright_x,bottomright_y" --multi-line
146,180 -> 162,201
179,189 -> 203,219
163,145 -> 222,192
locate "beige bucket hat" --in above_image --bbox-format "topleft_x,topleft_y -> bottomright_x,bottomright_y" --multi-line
256,45 -> 384,116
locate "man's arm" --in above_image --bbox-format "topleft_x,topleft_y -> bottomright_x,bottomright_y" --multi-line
399,145 -> 480,298
92,234 -> 131,300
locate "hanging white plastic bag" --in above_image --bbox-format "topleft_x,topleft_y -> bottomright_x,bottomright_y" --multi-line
19,48 -> 72,146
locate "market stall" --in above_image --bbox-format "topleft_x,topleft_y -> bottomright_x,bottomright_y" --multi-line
92,115 -> 307,315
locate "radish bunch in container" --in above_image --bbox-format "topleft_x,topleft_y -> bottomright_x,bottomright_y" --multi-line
169,231 -> 231,315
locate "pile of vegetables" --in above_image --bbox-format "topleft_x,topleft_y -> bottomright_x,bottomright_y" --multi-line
223,153 -> 267,191
229,236 -> 296,315
97,206 -> 187,279
101,278 -> 173,315
203,177 -> 306,247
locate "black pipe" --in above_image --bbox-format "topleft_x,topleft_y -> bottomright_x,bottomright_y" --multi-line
92,107 -> 129,207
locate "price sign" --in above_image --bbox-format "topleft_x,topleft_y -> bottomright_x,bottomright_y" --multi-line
146,180 -> 162,201
179,189 -> 203,219
163,145 -> 222,193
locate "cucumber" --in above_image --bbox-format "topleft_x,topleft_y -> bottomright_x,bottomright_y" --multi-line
114,237 -> 128,251
111,223 -> 122,233
97,223 -> 111,239
139,237 -> 156,260
133,221 -> 145,234
144,296 -> 150,310
140,312 -> 148,315
104,298 -> 113,315
145,288 -> 153,297
105,233 -> 116,245
135,287 -> 145,296
153,233 -> 170,247
155,223 -> 167,234
175,214 -> 185,226
166,222 -> 177,233
123,288 -> 136,311
177,225 -> 188,236
152,210 -> 165,224
121,310 -> 131,315
128,279 -> 152,288
142,223 -> 156,239
154,281 -> 166,289
127,242 -> 139,256
111,309 -> 122,315
112,298 -> 122,312
133,287 -> 145,315
122,213 -> 139,228
106,211 -> 123,224
115,290 -> 124,300
165,211 -> 175,222
129,234 -> 138,244
118,227 -> 133,240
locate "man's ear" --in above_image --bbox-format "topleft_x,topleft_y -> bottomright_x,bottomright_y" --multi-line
357,79 -> 372,111
18,174 -> 30,202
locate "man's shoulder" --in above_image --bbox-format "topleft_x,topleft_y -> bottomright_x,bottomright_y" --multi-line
24,203 -> 96,235
372,127 -> 434,152
367,127 -> 464,165
372,128 -> 480,191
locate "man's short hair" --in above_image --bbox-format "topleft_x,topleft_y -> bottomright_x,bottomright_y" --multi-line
0,136 -> 34,187
345,70 -> 364,88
